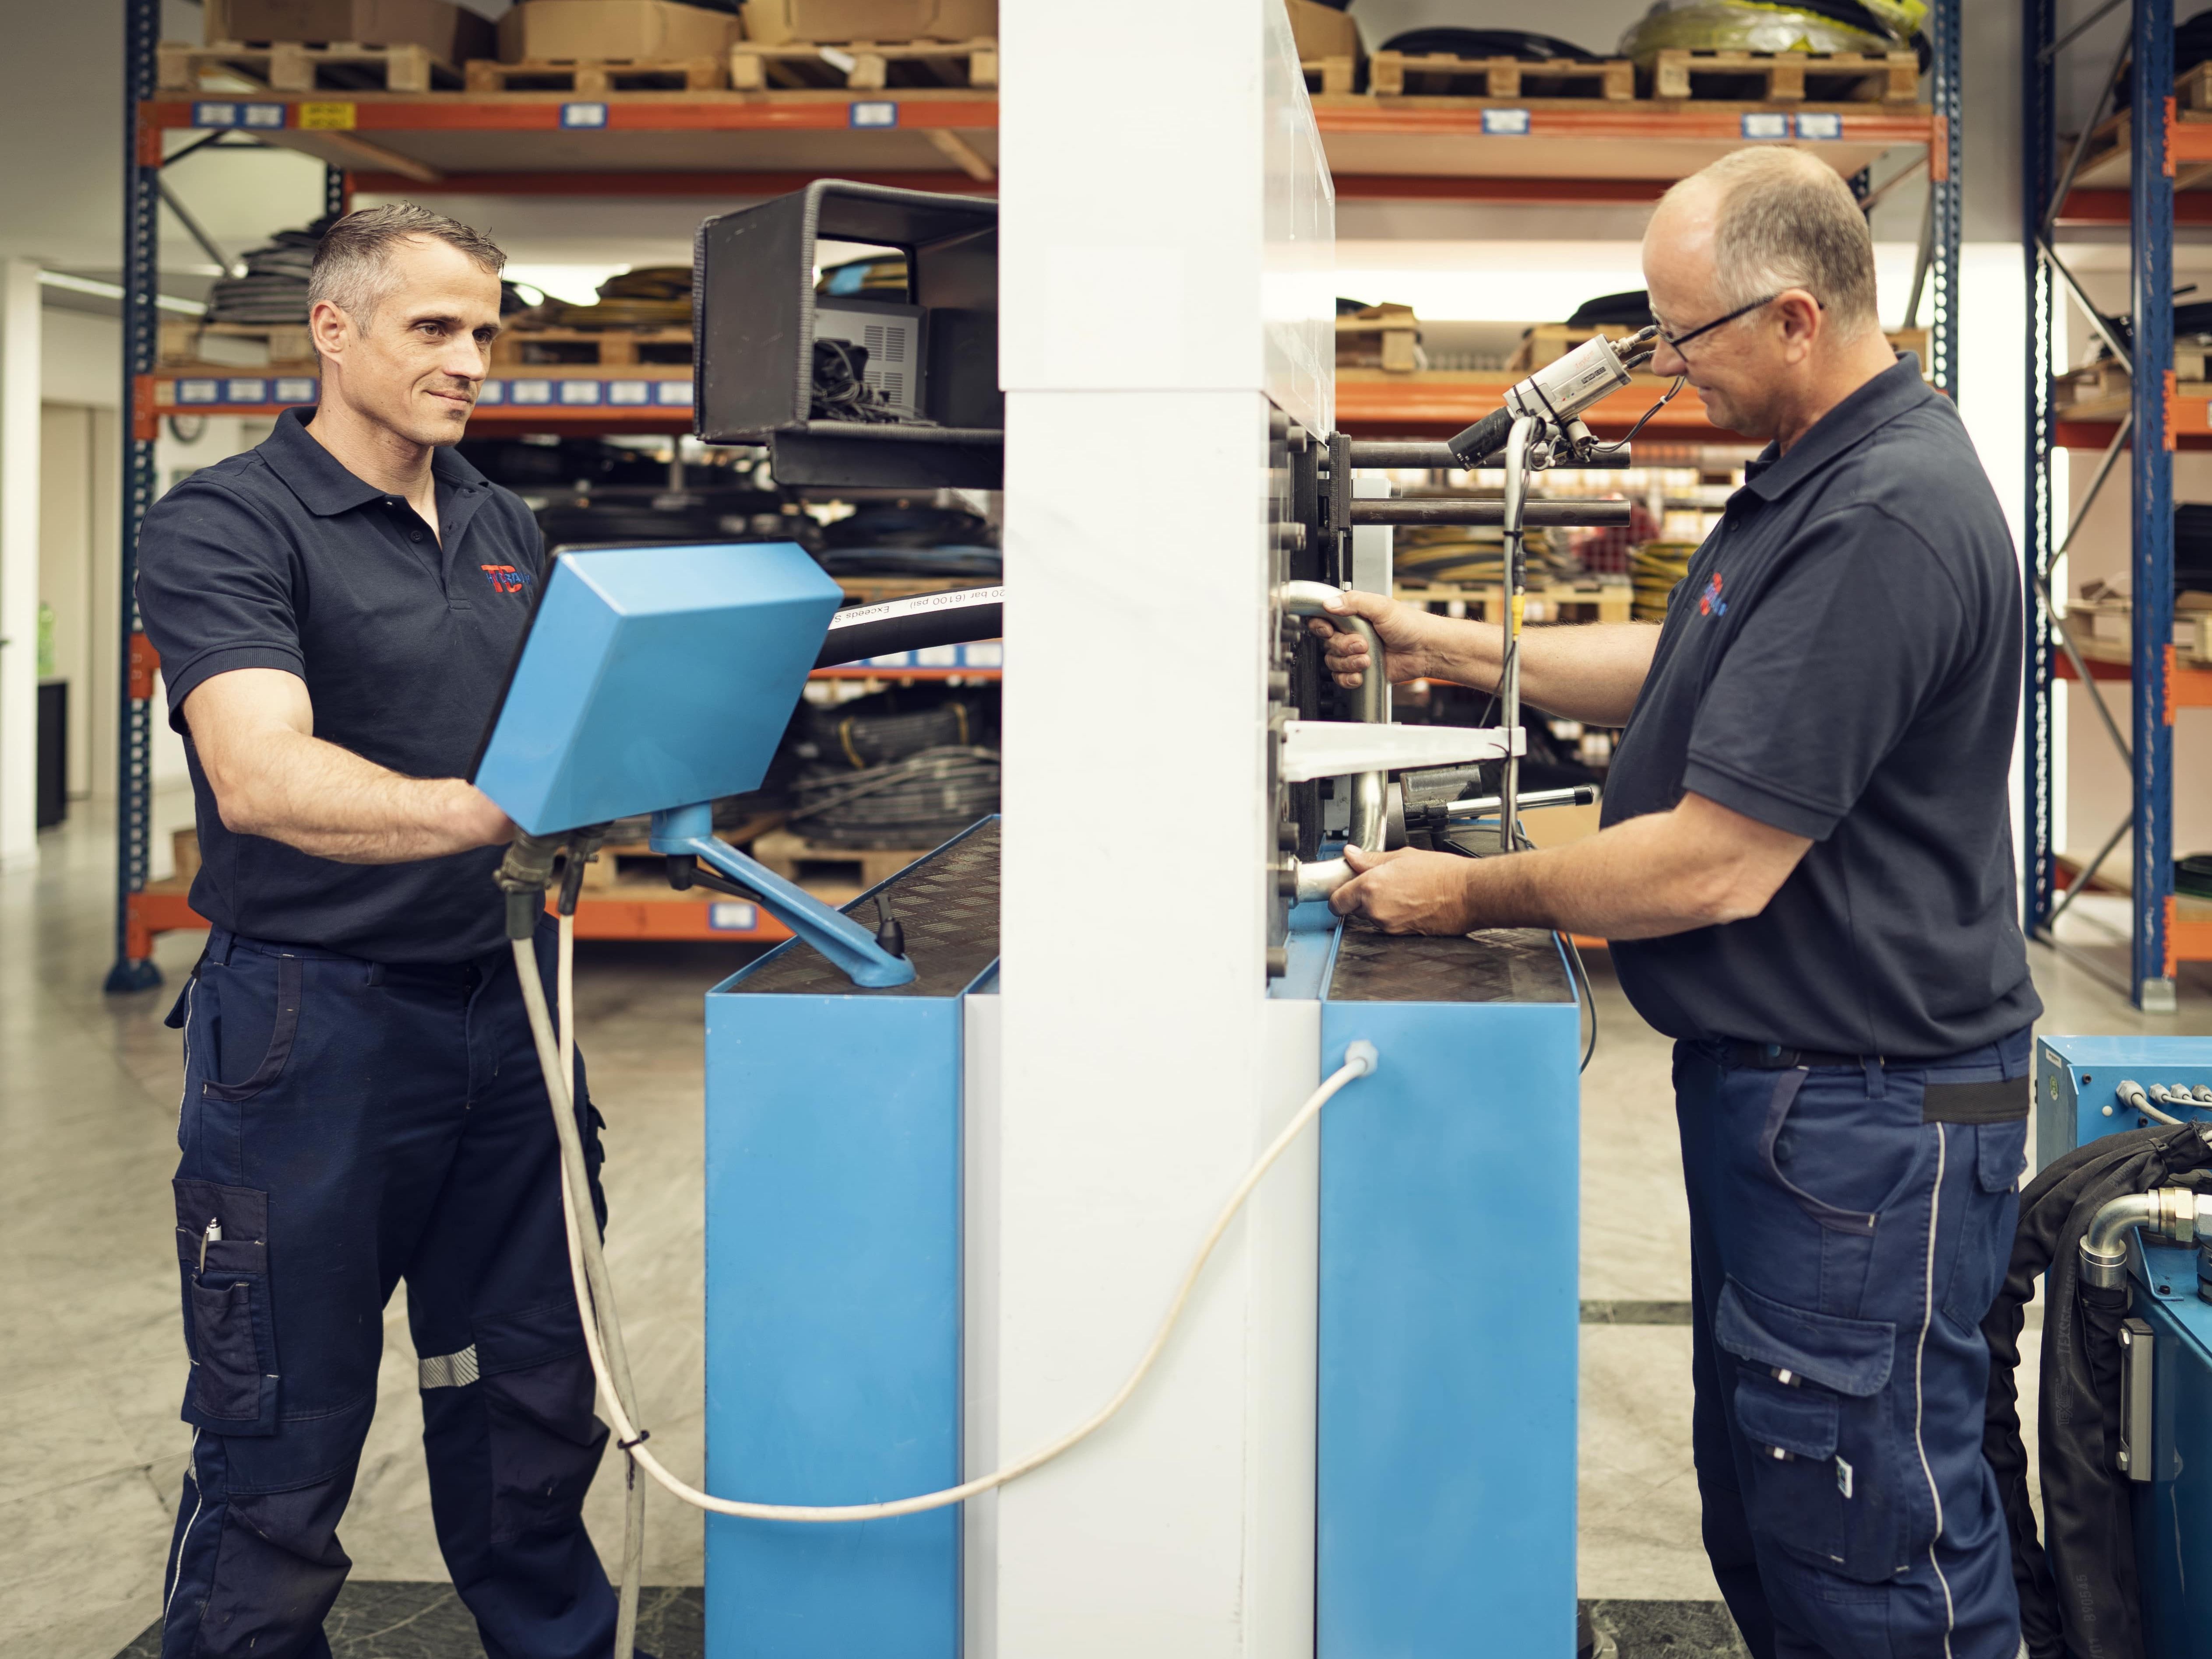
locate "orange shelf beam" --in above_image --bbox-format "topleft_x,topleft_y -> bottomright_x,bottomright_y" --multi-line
1336,373 -> 1726,441
2055,648 -> 2212,708
128,883 -> 798,952
146,94 -> 998,136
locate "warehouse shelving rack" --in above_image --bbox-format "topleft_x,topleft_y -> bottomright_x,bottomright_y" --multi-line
2022,0 -> 2212,1011
106,0 -> 1961,986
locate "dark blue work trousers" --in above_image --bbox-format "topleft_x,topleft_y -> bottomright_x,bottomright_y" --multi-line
158,922 -> 617,1659
1677,1035 -> 2030,1659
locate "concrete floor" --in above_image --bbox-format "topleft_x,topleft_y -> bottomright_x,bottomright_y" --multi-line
5,794 -> 2207,1656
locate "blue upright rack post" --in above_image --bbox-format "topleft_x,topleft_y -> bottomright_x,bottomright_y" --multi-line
1928,0 -> 1963,397
2023,0 -> 2059,940
2132,0 -> 2179,1013
2020,0 -> 2182,1013
106,0 -> 163,993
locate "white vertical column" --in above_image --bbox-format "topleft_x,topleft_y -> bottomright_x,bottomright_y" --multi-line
0,259 -> 42,869
989,3 -> 1331,1655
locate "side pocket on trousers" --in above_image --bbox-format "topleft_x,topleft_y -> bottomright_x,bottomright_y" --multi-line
173,1178 -> 280,1435
1941,1118 -> 2029,1328
1717,1275 -> 1902,1582
201,955 -> 302,1102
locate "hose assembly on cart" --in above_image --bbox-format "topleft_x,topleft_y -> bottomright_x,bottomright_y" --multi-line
493,834 -> 1379,1659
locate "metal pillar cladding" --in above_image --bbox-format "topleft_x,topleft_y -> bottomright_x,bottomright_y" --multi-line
2023,0 -> 2058,936
1927,0 -> 1963,396
2132,0 -> 2179,1013
106,0 -> 162,993
992,0 -> 1332,1653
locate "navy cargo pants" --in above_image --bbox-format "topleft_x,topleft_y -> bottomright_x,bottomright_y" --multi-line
1677,1031 -> 2031,1659
158,921 -> 617,1659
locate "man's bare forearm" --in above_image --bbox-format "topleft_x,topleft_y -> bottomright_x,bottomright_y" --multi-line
218,727 -> 506,863
1416,616 -> 1661,728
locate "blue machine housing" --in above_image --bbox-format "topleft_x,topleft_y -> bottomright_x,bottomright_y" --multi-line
473,541 -> 842,835
2038,1034 -> 2212,1657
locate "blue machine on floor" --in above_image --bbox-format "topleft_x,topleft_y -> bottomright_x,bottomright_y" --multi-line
2039,1035 -> 2212,1657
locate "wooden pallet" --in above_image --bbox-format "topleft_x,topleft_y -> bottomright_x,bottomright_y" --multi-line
1301,55 -> 1357,96
158,39 -> 460,93
490,326 -> 693,369
1370,52 -> 1632,101
1648,49 -> 1919,104
1397,580 -> 1634,627
2053,355 -> 2212,418
749,829 -> 929,892
728,37 -> 997,92
1510,321 -> 1932,373
160,319 -> 318,367
1337,304 -> 1419,373
465,56 -> 724,92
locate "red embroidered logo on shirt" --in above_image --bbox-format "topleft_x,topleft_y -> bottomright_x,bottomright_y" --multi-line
479,564 -> 532,596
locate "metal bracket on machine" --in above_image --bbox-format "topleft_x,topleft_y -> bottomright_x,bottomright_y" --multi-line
1277,720 -> 1522,785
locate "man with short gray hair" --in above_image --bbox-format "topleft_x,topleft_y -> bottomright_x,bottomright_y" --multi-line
1312,147 -> 2036,1657
137,204 -> 625,1655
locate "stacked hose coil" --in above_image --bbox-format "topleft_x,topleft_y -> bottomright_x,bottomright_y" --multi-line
790,746 -> 1000,848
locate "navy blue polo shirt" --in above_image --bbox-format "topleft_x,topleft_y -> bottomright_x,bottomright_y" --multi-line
1599,356 -> 2042,1059
136,407 -> 544,963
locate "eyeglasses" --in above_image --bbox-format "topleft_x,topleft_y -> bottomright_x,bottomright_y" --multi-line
1651,291 -> 1822,353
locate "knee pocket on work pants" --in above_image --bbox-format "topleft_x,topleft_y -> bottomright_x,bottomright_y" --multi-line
173,1180 -> 280,1435
1717,1276 -> 1904,1582
1940,1119 -> 2028,1329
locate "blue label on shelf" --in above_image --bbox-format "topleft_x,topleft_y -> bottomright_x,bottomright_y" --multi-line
1741,112 -> 1791,140
708,902 -> 759,932
510,380 -> 553,405
1481,109 -> 1531,136
558,380 -> 603,405
175,378 -> 220,405
654,380 -> 693,406
850,101 -> 898,128
562,102 -> 609,128
223,378 -> 268,404
272,377 -> 318,403
608,380 -> 651,405
1795,112 -> 1842,140
193,101 -> 287,129
478,380 -> 506,404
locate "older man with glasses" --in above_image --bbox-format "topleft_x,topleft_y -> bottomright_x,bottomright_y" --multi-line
1309,146 -> 2039,1659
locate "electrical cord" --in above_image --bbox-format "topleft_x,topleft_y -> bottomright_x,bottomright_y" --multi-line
513,922 -> 1378,1659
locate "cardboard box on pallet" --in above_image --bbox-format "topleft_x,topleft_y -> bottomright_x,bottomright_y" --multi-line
740,0 -> 997,46
1287,0 -> 1359,62
498,0 -> 740,63
205,0 -> 493,61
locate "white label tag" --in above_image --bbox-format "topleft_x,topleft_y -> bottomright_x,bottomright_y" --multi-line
1835,1455 -> 1854,1499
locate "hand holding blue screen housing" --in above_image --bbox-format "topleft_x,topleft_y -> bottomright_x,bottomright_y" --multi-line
472,540 -> 917,987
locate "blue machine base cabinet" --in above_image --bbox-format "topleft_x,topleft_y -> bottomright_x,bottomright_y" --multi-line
701,832 -> 1581,1656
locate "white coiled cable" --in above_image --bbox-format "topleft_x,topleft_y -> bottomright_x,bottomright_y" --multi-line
518,919 -> 1377,1657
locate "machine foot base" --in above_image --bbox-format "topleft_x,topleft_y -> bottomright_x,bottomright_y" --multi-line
2140,976 -> 2180,1015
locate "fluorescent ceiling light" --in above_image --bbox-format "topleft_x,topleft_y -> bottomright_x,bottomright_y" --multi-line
39,270 -> 206,316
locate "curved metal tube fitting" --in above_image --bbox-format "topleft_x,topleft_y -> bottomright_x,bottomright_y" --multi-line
1280,581 -> 1388,901
2080,1187 -> 2212,1288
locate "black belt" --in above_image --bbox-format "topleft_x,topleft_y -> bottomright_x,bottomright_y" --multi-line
1721,1041 -> 2029,1124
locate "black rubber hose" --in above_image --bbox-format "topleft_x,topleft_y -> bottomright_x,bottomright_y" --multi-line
814,585 -> 1005,669
1444,407 -> 1515,465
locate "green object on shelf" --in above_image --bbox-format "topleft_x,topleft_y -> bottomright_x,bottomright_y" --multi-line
2180,855 -> 2212,901
35,602 -> 54,681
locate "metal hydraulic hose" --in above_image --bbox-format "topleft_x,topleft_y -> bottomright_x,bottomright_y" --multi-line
1279,580 -> 1386,902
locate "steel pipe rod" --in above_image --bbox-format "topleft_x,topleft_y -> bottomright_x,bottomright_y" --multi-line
1347,499 -> 1632,528
1344,442 -> 1634,471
